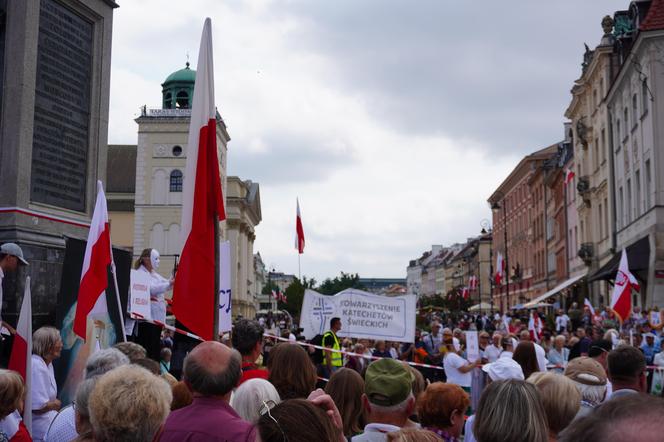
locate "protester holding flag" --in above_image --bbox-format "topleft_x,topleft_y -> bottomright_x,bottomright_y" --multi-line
0,243 -> 28,357
133,248 -> 174,360
31,326 -> 62,441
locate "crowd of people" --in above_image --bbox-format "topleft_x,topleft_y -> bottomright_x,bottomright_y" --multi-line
0,308 -> 662,441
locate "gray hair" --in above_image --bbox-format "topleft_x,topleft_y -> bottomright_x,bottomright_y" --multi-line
75,377 -> 99,418
184,348 -> 242,396
32,326 -> 61,358
85,349 -> 130,378
367,392 -> 414,415
230,378 -> 281,424
572,381 -> 607,406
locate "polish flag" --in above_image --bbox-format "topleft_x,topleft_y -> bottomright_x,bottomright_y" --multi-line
610,249 -> 640,323
295,198 -> 305,254
564,168 -> 576,185
495,252 -> 504,285
74,181 -> 111,340
528,311 -> 542,342
8,276 -> 32,432
584,298 -> 596,316
469,275 -> 478,291
461,287 -> 469,300
172,18 -> 225,341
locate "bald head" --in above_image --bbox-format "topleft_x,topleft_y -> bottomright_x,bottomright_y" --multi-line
184,341 -> 241,398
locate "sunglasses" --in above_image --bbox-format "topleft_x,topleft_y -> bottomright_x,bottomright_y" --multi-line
259,400 -> 288,442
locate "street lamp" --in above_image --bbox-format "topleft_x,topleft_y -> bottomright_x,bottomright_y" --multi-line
490,192 -> 509,312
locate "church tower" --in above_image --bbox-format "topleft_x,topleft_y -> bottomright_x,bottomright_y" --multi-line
132,63 -> 229,276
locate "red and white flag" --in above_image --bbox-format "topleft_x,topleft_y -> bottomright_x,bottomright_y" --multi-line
564,168 -> 575,185
584,298 -> 596,316
8,276 -> 32,432
295,198 -> 305,254
610,249 -> 640,323
495,252 -> 504,285
469,275 -> 478,291
172,18 -> 225,341
528,311 -> 543,342
74,181 -> 111,340
461,287 -> 469,300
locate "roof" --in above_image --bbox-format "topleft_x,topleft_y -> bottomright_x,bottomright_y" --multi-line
163,63 -> 196,85
641,0 -> 664,30
106,145 -> 137,193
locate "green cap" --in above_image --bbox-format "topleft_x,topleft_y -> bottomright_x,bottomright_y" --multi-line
364,358 -> 412,406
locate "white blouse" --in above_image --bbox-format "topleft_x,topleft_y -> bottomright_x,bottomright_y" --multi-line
138,265 -> 172,322
31,354 -> 58,441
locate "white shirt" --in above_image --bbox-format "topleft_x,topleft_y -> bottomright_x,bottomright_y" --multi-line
139,265 -> 171,322
555,315 -> 569,330
31,355 -> 58,442
351,423 -> 401,442
0,411 -> 20,440
464,415 -> 477,442
45,405 -> 77,442
453,337 -> 461,352
484,344 -> 502,363
444,352 -> 472,387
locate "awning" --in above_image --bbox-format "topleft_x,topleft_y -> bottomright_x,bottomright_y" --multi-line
587,236 -> 650,283
522,272 -> 587,309
469,302 -> 495,312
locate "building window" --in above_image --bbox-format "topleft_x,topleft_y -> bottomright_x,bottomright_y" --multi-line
618,187 -> 624,229
626,178 -> 632,224
172,145 -> 183,156
598,202 -> 604,239
176,91 -> 189,109
170,170 -> 183,192
624,108 -> 629,135
616,119 -> 621,143
645,159 -> 652,209
635,169 -> 641,218
601,129 -> 606,163
632,94 -> 638,126
603,197 -> 609,238
642,79 -> 649,114
594,138 -> 599,171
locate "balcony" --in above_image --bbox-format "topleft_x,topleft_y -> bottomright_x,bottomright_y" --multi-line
577,176 -> 592,206
578,243 -> 594,263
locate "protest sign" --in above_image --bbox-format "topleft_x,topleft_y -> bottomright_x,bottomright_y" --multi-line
129,269 -> 151,320
218,241 -> 232,333
300,288 -> 416,342
466,330 -> 480,362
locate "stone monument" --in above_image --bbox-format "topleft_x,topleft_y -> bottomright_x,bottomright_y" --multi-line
0,0 -> 117,327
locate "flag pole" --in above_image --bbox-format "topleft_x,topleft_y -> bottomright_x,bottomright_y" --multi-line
213,220 -> 220,341
104,179 -> 127,343
298,253 -> 301,281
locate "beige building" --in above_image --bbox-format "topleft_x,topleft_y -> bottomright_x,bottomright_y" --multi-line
107,63 -> 262,319
564,22 -> 615,306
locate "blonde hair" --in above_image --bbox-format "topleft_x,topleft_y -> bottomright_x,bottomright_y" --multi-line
473,379 -> 548,442
32,326 -> 61,359
387,428 -> 443,441
527,372 -> 580,436
0,370 -> 24,419
89,365 -> 172,442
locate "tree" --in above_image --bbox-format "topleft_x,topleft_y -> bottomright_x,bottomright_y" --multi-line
279,278 -> 305,319
318,272 -> 364,295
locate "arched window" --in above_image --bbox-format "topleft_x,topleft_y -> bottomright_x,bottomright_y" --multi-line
170,170 -> 183,192
176,91 -> 189,109
150,223 -> 165,252
164,92 -> 172,109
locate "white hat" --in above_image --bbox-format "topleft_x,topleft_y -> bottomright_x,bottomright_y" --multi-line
0,243 -> 28,265
482,357 -> 524,381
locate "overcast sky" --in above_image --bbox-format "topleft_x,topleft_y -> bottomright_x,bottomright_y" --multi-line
108,0 -> 627,282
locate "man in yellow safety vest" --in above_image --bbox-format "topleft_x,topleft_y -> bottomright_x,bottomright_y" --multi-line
322,317 -> 343,378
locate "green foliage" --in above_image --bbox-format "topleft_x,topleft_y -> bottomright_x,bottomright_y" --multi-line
261,280 -> 278,295
279,278 -> 305,318
317,272 -> 364,295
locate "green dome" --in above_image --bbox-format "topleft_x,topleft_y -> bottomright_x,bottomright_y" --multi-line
163,62 -> 196,85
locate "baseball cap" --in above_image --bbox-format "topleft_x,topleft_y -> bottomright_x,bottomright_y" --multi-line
564,357 -> 607,386
482,357 -> 524,381
642,332 -> 656,339
364,358 -> 412,406
0,243 -> 28,265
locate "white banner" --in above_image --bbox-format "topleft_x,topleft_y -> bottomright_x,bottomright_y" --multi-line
465,331 -> 480,362
129,269 -> 151,320
300,288 -> 416,343
218,241 -> 232,333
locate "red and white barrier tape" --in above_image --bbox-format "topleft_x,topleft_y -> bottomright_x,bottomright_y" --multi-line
130,313 -> 204,341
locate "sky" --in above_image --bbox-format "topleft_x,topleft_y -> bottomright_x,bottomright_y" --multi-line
108,0 -> 628,282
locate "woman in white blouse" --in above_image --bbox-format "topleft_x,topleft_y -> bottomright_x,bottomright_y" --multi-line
442,337 -> 478,393
31,326 -> 63,441
134,248 -> 173,360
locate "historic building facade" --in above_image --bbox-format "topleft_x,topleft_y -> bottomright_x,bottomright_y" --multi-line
107,63 -> 262,318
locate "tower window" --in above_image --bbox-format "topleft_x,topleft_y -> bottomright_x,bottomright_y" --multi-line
164,92 -> 172,109
170,170 -> 183,192
176,91 -> 189,109
172,145 -> 183,157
